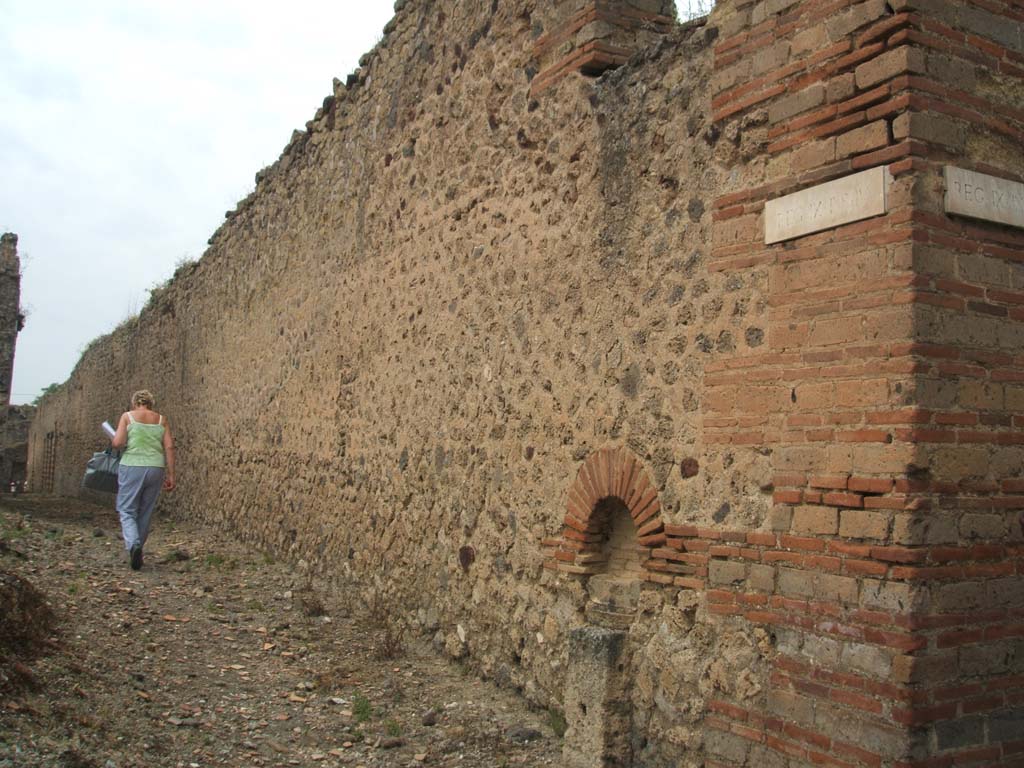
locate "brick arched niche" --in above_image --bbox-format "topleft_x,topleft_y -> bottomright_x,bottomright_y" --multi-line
548,446 -> 666,579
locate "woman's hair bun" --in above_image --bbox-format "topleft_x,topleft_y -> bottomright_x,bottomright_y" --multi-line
131,390 -> 156,409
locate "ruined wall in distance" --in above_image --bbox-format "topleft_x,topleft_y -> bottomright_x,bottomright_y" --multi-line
0,233 -> 28,490
0,234 -> 21,411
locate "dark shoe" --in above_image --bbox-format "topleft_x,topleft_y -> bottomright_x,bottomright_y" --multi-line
130,544 -> 143,571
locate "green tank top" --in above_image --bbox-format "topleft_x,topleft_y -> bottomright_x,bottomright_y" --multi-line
120,414 -> 166,468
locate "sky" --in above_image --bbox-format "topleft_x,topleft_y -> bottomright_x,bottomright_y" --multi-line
0,0 -> 396,405
1,1 -> 707,406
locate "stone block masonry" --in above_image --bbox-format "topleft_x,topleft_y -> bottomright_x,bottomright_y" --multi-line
28,0 -> 1024,765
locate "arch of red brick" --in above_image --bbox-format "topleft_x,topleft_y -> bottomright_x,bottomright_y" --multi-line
550,445 -> 666,575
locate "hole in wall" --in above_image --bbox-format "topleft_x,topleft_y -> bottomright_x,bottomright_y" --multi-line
458,545 -> 475,572
593,497 -> 645,578
585,497 -> 646,623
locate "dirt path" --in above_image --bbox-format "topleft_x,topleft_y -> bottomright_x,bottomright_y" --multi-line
0,496 -> 561,768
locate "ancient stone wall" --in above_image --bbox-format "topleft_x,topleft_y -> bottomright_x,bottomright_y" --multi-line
28,0 -> 1024,765
0,405 -> 34,491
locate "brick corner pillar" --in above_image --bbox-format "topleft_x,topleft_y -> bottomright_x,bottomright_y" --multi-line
530,1 -> 676,96
704,0 -> 1024,766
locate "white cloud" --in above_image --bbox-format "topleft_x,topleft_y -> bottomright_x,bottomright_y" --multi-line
0,0 -> 395,403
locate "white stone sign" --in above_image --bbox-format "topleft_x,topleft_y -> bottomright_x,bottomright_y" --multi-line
764,167 -> 889,244
945,166 -> 1024,230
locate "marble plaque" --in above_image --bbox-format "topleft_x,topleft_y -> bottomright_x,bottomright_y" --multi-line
764,167 -> 889,244
945,166 -> 1024,230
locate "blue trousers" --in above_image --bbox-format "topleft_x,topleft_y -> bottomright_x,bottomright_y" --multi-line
116,465 -> 165,552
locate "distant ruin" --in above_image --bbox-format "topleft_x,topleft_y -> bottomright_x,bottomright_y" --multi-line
0,234 -> 30,491
29,0 -> 1024,764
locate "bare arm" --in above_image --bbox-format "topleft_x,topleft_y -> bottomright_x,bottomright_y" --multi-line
162,420 -> 176,491
111,412 -> 129,450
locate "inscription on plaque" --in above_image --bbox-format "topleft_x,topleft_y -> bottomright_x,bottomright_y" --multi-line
945,166 -> 1024,230
764,167 -> 889,244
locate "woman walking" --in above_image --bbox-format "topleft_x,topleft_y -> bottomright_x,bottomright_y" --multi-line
110,390 -> 176,570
